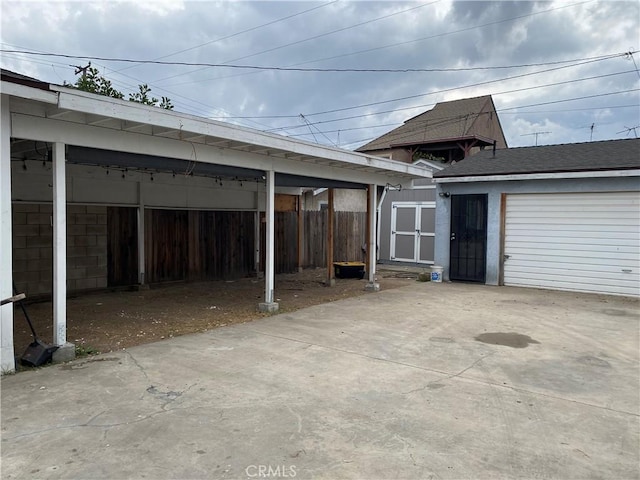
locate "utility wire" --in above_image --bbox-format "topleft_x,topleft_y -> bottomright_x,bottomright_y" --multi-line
169,0 -> 593,86
153,1 -> 440,84
263,68 -> 637,132
116,0 -> 339,75
338,89 -> 640,148
278,87 -> 640,147
2,49 -> 625,74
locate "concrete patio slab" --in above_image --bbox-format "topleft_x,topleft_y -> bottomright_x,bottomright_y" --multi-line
2,283 -> 639,479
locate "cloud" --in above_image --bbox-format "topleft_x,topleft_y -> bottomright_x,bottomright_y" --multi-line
1,0 -> 638,148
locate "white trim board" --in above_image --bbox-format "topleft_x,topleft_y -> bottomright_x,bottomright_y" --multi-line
434,169 -> 640,183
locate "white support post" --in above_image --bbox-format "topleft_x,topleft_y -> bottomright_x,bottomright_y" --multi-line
365,183 -> 380,291
137,181 -> 145,285
0,95 -> 15,373
52,142 -> 67,346
259,170 -> 278,313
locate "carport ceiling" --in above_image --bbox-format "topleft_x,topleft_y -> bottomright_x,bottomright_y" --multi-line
12,142 -> 366,189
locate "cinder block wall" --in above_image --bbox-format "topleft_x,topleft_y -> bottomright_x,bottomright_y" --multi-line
12,203 -> 108,297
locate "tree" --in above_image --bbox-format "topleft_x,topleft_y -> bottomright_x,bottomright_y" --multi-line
70,65 -> 173,110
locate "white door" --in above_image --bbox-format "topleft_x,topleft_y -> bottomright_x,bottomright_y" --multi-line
504,192 -> 640,296
390,202 -> 435,264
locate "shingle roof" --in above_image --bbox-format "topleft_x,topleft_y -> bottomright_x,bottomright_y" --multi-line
433,138 -> 640,178
356,95 -> 493,152
1,68 -> 50,90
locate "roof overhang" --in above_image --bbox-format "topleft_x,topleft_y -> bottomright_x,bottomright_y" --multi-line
434,169 -> 640,183
390,134 -> 496,150
3,77 -> 432,188
2,77 -> 431,188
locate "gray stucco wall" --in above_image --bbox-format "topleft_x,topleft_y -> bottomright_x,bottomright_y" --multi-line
434,176 -> 640,285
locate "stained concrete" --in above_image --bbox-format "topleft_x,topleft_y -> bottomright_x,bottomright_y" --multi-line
2,283 -> 639,479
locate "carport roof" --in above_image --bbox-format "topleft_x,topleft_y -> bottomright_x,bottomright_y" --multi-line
2,69 -> 431,187
433,138 -> 640,179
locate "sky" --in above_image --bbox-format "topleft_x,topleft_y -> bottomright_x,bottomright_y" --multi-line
1,0 -> 639,150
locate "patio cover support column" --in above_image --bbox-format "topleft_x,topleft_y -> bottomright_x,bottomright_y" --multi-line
365,184 -> 380,291
0,96 -> 15,373
297,196 -> 303,273
326,188 -> 335,286
52,142 -> 74,362
137,182 -> 145,285
259,170 -> 278,313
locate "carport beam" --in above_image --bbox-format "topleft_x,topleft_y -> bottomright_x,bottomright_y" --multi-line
259,170 -> 278,313
0,96 -> 15,373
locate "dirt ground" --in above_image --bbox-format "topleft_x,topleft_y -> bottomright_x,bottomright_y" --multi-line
12,268 -> 418,359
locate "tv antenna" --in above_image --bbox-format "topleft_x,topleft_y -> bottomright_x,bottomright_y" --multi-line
616,125 -> 639,138
520,131 -> 551,146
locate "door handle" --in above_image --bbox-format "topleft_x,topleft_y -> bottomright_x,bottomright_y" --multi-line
504,254 -> 511,260
450,232 -> 456,241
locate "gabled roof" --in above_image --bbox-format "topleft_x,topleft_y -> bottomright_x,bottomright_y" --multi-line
433,138 -> 640,178
356,95 -> 495,152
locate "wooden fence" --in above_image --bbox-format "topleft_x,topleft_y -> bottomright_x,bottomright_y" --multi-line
107,207 -> 367,284
303,211 -> 366,268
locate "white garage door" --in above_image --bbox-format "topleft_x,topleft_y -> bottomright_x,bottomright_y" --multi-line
504,192 -> 640,296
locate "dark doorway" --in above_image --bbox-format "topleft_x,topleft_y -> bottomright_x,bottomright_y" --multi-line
450,194 -> 488,282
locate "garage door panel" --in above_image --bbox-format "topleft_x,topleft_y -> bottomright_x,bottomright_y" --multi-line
506,247 -> 639,262
504,228 -> 640,240
506,264 -> 639,282
506,277 -> 639,296
506,273 -> 639,290
504,236 -> 638,252
507,258 -> 640,272
506,217 -> 639,226
504,192 -> 640,296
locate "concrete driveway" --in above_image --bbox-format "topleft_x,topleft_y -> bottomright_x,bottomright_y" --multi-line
2,282 -> 639,479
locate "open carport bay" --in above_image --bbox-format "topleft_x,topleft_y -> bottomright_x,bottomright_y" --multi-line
1,283 -> 639,479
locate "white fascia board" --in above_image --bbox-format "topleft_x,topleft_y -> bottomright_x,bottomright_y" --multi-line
1,81 -> 58,104
51,88 -> 431,180
11,113 -> 415,186
433,169 -> 640,183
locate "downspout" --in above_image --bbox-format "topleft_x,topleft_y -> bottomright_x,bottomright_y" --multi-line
376,185 -> 389,262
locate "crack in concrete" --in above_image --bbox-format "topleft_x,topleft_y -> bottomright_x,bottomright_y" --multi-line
248,329 -> 640,417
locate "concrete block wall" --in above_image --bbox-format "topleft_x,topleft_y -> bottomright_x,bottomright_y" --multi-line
12,203 -> 108,297
66,205 -> 108,292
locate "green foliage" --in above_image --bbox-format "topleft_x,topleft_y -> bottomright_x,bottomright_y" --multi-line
71,66 -> 173,110
75,344 -> 100,357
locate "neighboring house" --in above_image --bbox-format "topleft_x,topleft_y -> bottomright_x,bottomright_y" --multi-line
0,69 -> 431,373
356,95 -> 507,265
432,138 -> 640,297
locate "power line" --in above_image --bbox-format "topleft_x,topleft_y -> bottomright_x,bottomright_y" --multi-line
0,49 -> 624,75
115,0 -> 339,75
172,0 -> 593,86
286,104 -> 639,140
263,68 -> 637,133
4,48 -> 623,74
329,89 -> 640,148
153,1 -> 440,84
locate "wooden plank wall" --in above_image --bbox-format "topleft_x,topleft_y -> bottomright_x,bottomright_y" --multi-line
106,206 -> 138,287
303,211 -> 366,267
260,211 -> 299,274
145,209 -> 255,284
